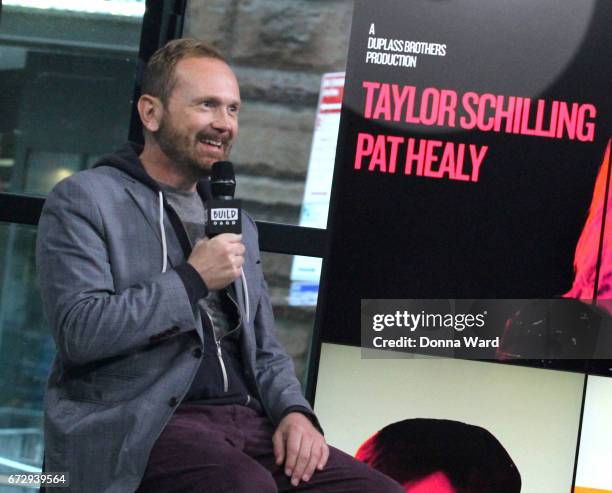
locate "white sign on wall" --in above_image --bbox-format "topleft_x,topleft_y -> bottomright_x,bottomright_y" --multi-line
289,72 -> 345,306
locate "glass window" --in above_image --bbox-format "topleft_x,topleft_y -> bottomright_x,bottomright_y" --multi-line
260,251 -> 319,387
0,1 -> 145,196
0,222 -> 48,480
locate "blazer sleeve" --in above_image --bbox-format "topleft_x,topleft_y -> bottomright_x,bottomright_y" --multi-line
243,214 -> 317,425
36,175 -> 199,367
252,276 -> 316,425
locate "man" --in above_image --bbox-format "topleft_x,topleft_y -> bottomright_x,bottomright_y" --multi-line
36,39 -> 403,493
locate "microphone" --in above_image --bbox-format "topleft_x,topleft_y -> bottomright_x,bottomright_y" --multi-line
205,161 -> 242,237
210,160 -> 236,199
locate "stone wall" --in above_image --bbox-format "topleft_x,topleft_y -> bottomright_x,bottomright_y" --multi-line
184,0 -> 353,382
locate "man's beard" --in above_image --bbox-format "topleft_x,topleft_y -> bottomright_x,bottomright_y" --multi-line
154,115 -> 228,179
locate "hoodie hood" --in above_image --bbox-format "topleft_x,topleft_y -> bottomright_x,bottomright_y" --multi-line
92,141 -> 212,200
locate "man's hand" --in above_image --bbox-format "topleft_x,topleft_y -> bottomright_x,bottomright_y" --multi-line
272,412 -> 329,487
187,233 -> 245,290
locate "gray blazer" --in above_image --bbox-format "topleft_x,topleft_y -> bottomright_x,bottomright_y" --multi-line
36,164 -> 313,492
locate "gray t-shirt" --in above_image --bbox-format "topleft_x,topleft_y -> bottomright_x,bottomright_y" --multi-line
157,182 -> 232,339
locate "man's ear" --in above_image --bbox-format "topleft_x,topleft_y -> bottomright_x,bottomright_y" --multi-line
137,94 -> 163,133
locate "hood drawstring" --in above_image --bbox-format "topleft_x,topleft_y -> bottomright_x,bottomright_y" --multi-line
159,191 -> 168,273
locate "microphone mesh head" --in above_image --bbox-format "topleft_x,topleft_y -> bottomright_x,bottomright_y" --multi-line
211,161 -> 235,181
210,161 -> 236,198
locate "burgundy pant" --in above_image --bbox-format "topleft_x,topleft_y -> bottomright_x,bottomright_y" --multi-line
136,403 -> 403,493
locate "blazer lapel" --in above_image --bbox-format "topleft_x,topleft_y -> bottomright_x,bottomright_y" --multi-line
124,184 -> 184,268
231,276 -> 245,320
125,182 -> 205,343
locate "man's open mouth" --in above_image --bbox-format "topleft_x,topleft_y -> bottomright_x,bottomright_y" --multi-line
199,138 -> 223,149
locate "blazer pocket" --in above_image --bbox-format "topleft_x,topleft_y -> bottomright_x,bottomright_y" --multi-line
64,372 -> 144,404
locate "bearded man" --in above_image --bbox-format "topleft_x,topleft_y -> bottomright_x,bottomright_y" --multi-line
36,39 -> 403,493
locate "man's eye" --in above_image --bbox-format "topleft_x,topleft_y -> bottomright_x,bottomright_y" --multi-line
201,101 -> 214,108
229,105 -> 240,114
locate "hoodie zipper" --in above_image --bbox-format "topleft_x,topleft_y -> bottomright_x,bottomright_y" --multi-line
227,286 -> 266,413
205,291 -> 243,393
205,311 -> 229,392
215,339 -> 229,392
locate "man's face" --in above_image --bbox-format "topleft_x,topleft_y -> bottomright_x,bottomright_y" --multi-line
154,56 -> 240,177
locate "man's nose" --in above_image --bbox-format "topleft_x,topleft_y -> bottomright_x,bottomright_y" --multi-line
211,109 -> 233,132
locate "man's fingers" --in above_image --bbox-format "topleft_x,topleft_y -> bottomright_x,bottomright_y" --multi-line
232,250 -> 245,260
283,430 -> 302,477
318,442 -> 330,470
227,242 -> 245,255
291,437 -> 313,487
273,414 -> 328,486
301,441 -> 322,482
272,431 -> 285,466
218,233 -> 242,242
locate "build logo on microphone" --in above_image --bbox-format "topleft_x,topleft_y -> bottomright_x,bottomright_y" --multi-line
211,207 -> 239,225
205,200 -> 242,236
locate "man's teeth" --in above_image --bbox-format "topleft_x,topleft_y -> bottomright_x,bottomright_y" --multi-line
200,139 -> 222,147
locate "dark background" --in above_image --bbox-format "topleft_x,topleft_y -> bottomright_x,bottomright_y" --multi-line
318,0 -> 611,353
